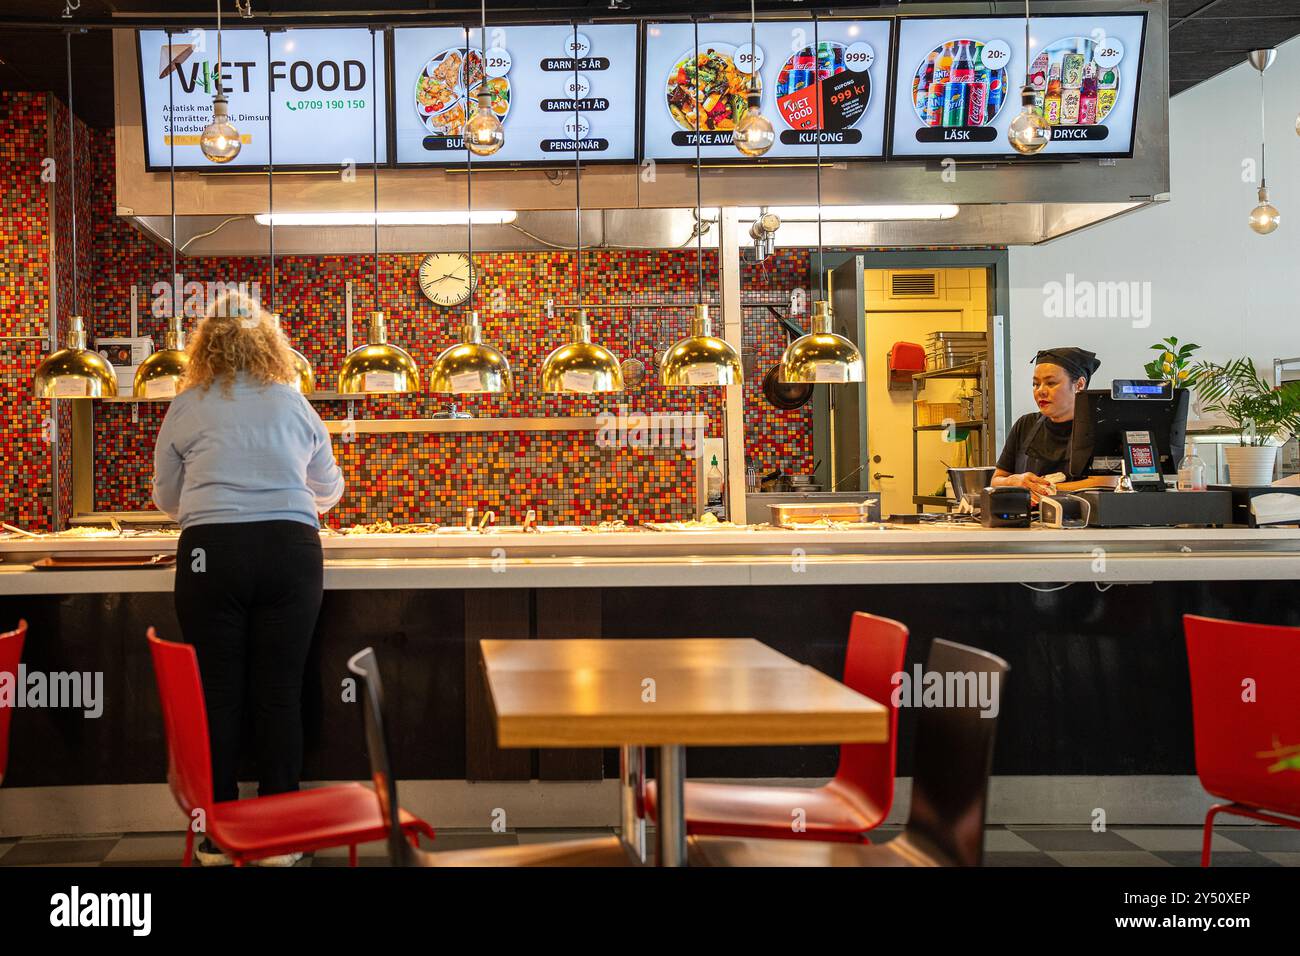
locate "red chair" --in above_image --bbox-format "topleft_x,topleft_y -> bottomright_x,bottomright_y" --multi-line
1184,614 -> 1300,867
645,612 -> 908,842
148,627 -> 435,866
0,620 -> 28,787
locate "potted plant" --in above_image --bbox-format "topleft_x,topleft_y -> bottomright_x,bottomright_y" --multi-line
1144,336 -> 1200,387
1193,357 -> 1300,486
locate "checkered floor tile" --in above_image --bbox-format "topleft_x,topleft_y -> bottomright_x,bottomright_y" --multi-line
0,825 -> 1294,866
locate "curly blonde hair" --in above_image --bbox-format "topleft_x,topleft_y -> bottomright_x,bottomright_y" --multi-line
181,290 -> 298,395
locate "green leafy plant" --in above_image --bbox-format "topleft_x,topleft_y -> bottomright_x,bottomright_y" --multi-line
1143,336 -> 1200,387
1194,357 -> 1300,446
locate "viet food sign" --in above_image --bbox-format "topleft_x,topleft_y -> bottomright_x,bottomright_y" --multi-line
642,18 -> 892,163
137,27 -> 389,170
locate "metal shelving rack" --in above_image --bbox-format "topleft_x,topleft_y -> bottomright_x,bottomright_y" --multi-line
911,358 -> 993,512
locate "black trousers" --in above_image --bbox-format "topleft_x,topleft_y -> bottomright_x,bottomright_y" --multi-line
174,520 -> 323,804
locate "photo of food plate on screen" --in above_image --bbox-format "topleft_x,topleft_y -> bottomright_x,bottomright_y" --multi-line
665,44 -> 757,133
415,45 -> 511,138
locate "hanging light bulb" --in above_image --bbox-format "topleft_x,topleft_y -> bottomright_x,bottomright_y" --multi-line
1248,49 -> 1279,235
734,0 -> 774,157
1008,86 -> 1051,155
735,94 -> 776,157
200,3 -> 241,164
464,0 -> 504,156
1008,1 -> 1050,155
780,300 -> 863,384
339,30 -> 420,394
1249,185 -> 1281,235
466,92 -> 505,156
34,34 -> 115,399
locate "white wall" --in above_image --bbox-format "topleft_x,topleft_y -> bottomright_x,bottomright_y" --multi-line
1007,35 -> 1300,422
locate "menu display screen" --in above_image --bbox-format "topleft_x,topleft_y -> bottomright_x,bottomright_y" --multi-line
392,23 -> 638,165
888,13 -> 1146,159
642,19 -> 891,162
138,27 -> 389,170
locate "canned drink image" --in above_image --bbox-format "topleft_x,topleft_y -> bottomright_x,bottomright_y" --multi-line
1061,87 -> 1081,124
1079,93 -> 1098,126
1062,53 -> 1085,88
966,81 -> 988,126
925,83 -> 944,126
988,72 -> 1004,114
942,81 -> 967,127
1097,87 -> 1117,117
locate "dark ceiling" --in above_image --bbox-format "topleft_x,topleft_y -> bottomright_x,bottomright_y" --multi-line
1,1 -> 1298,126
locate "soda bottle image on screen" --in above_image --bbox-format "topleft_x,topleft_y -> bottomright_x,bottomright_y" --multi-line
1079,65 -> 1099,125
989,67 -> 1005,116
942,81 -> 967,127
951,40 -> 975,84
1044,62 -> 1063,125
1029,51 -> 1050,90
968,44 -> 989,126
934,41 -> 954,84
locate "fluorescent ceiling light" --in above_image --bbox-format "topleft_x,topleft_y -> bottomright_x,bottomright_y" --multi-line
729,205 -> 959,221
254,211 -> 518,227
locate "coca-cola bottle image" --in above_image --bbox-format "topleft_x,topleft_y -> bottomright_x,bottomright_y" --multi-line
951,39 -> 975,84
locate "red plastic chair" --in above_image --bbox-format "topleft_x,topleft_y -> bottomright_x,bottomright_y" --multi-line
645,612 -> 908,842
1184,614 -> 1300,867
0,620 -> 28,787
148,627 -> 435,866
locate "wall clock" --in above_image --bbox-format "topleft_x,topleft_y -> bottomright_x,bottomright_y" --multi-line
418,253 -> 477,307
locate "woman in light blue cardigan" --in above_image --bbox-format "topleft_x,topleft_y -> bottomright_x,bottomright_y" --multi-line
152,292 -> 343,866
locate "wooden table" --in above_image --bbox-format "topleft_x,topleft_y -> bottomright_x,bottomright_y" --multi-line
480,637 -> 888,866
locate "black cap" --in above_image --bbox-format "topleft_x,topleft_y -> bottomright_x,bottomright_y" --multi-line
1033,347 -> 1101,384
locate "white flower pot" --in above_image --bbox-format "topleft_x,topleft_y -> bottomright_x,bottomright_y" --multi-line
1224,445 -> 1278,487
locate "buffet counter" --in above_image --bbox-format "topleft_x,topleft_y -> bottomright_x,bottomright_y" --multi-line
2,524 -> 1300,594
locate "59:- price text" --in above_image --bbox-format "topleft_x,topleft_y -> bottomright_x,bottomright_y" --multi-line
285,98 -> 366,112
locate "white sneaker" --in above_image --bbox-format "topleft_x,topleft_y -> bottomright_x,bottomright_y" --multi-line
194,839 -> 233,867
251,851 -> 305,867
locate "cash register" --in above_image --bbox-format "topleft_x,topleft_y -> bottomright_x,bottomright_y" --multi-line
1068,381 -> 1232,527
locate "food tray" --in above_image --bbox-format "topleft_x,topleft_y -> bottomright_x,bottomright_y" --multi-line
769,501 -> 873,525
32,554 -> 176,571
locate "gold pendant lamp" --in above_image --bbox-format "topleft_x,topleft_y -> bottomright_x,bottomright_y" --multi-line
338,27 -> 420,395
428,26 -> 512,395
779,14 -> 862,386
34,33 -> 117,399
540,26 -> 622,395
134,28 -> 190,399
261,30 -> 313,394
659,18 -> 742,388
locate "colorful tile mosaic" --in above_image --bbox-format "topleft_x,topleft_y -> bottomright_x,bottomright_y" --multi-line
0,93 -> 55,530
12,123 -> 816,524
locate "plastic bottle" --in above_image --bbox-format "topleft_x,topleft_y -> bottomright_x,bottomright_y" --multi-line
707,455 -> 724,508
1177,441 -> 1207,492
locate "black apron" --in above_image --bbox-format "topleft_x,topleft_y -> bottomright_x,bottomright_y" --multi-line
1015,415 -> 1054,476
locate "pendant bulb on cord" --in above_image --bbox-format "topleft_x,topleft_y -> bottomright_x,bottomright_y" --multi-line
1007,0 -> 1051,155
464,0 -> 504,155
201,1 -> 242,163
1248,49 -> 1280,234
733,0 -> 774,156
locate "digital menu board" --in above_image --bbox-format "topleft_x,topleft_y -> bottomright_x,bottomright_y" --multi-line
392,23 -> 638,166
138,28 -> 389,170
642,19 -> 891,163
888,13 -> 1146,159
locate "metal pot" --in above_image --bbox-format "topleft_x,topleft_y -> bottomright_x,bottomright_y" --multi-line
762,362 -> 813,410
947,466 -> 997,508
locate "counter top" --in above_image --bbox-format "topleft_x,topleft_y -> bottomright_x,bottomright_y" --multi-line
2,524 -> 1299,592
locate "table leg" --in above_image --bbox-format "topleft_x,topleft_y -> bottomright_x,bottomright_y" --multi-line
619,745 -> 646,864
656,744 -> 687,867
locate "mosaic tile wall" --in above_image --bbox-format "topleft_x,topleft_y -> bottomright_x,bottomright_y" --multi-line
0,93 -> 54,530
74,127 -> 813,523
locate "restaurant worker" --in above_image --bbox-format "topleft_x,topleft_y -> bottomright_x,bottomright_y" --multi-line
992,346 -> 1105,501
151,291 -> 343,867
